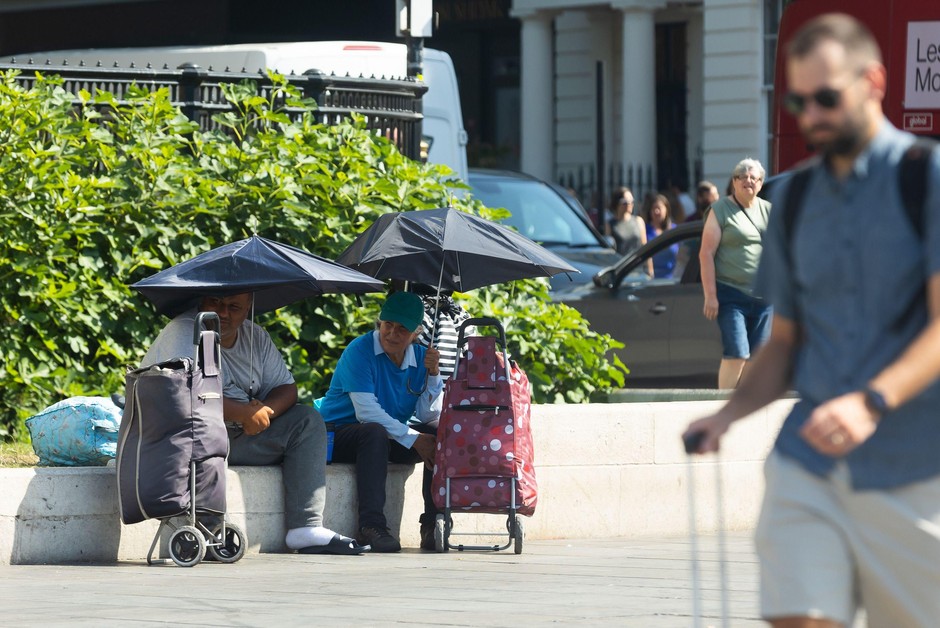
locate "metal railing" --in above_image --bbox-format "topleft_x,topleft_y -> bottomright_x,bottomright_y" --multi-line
0,58 -> 427,161
556,161 -> 656,216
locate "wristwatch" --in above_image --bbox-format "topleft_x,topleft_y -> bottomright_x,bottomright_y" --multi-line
862,386 -> 890,417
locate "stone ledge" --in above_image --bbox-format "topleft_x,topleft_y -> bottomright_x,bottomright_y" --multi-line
0,399 -> 794,564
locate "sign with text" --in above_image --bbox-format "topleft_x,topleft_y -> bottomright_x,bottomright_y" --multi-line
906,21 -> 940,109
903,112 -> 934,132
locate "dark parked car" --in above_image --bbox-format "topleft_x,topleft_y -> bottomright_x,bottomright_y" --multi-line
553,221 -> 721,387
467,168 -> 620,289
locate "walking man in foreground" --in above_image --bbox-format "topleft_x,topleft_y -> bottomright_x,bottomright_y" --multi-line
684,13 -> 940,627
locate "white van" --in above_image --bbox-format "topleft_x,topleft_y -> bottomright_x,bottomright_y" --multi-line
24,41 -> 469,181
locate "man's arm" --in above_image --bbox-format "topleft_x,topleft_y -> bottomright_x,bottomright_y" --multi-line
224,383 -> 298,436
683,313 -> 800,453
867,273 -> 940,408
349,393 -> 419,447
800,272 -> 940,455
414,347 -> 443,425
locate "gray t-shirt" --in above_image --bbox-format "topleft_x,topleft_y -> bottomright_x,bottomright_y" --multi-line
142,309 -> 294,403
609,215 -> 645,256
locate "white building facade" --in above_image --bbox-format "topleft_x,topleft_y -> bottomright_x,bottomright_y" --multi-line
511,0 -> 780,197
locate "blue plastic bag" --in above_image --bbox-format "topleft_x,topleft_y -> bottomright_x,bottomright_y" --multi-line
26,396 -> 122,466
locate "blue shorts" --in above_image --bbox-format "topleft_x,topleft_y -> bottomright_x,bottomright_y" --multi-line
716,282 -> 772,359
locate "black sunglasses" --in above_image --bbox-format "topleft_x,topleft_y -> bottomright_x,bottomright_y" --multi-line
782,87 -> 843,116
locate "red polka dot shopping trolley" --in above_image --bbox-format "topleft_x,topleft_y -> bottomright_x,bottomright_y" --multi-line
431,317 -> 538,554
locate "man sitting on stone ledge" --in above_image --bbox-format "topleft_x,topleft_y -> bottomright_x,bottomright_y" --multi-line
142,292 -> 368,556
316,291 -> 443,552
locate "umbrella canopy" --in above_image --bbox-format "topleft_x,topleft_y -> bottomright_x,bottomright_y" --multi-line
132,235 -> 386,317
335,208 -> 578,292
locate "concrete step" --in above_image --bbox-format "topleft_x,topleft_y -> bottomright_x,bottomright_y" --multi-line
0,399 -> 794,564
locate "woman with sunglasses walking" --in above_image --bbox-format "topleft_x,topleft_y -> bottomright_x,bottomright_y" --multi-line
317,291 -> 443,552
699,157 -> 773,389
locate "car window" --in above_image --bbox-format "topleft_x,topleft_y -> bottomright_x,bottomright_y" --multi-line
675,238 -> 702,284
624,267 -> 649,282
469,178 -> 600,247
616,228 -> 704,287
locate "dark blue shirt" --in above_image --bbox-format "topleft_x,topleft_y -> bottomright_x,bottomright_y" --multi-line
757,120 -> 940,489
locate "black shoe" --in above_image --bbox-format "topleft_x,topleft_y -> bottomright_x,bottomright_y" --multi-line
358,526 -> 401,553
419,514 -> 436,551
420,523 -> 435,550
297,534 -> 369,555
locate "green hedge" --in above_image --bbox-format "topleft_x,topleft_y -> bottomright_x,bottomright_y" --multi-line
0,70 -> 627,441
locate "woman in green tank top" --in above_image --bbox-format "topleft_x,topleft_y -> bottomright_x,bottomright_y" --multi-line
698,158 -> 773,389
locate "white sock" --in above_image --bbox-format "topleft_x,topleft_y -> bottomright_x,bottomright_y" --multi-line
285,526 -> 336,550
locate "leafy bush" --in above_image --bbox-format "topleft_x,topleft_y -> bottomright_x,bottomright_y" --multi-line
0,69 -> 626,441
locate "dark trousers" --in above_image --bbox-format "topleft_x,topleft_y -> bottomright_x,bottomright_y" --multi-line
331,421 -> 439,530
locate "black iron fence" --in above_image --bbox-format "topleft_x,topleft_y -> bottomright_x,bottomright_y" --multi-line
556,161 -> 656,225
0,58 -> 427,161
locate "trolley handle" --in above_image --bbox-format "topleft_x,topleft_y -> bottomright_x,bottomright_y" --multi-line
194,312 -> 221,345
454,317 -> 511,383
194,312 -> 222,378
456,317 -> 507,352
683,430 -> 707,455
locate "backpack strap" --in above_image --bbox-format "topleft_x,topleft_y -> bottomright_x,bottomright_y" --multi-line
781,164 -> 815,269
776,164 -> 816,326
898,138 -> 936,239
890,139 -> 936,330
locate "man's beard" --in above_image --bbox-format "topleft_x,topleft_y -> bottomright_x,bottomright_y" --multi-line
802,114 -> 865,158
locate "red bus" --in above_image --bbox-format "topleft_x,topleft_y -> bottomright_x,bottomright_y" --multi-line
772,0 -> 940,174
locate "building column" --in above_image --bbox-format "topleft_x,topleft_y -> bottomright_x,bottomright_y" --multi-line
615,2 -> 660,186
514,9 -> 556,181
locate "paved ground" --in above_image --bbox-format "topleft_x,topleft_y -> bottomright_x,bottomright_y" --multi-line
0,532 -> 762,627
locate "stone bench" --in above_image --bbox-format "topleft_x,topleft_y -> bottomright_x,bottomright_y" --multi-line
0,399 -> 794,564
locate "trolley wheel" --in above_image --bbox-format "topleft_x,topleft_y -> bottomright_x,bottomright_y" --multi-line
434,514 -> 448,553
168,525 -> 206,567
207,523 -> 246,563
512,516 -> 524,555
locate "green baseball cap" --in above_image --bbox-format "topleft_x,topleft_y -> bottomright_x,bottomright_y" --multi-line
379,291 -> 424,332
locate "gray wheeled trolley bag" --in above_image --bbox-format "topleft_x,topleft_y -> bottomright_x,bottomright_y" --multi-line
117,312 -> 246,567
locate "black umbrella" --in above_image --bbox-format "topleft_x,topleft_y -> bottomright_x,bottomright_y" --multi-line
132,235 -> 385,317
337,208 -> 578,392
335,208 -> 578,293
